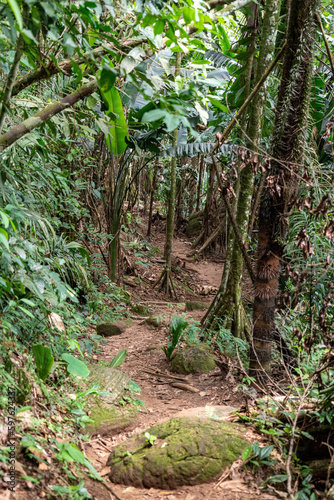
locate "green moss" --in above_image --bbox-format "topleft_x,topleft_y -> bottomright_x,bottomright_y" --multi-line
87,404 -> 137,435
107,417 -> 249,489
185,301 -> 208,311
85,365 -> 138,434
132,304 -> 151,316
183,284 -> 196,296
146,343 -> 164,352
96,319 -> 132,337
171,344 -> 216,374
145,316 -> 164,328
186,217 -> 202,237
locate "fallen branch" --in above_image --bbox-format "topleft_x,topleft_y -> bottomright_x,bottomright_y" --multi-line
142,368 -> 186,382
171,382 -> 199,393
12,39 -> 143,96
0,80 -> 97,152
101,481 -> 124,500
191,218 -> 225,256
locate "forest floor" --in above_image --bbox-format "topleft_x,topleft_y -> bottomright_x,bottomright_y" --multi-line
83,218 -> 279,500
0,216 -> 281,500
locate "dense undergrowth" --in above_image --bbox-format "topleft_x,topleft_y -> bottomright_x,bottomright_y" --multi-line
0,0 -> 334,498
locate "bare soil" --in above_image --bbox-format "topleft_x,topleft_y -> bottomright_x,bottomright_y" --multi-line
1,218 -> 279,500
82,221 -> 279,500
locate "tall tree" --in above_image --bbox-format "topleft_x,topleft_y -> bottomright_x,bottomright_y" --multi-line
154,52 -> 182,298
250,0 -> 320,379
203,0 -> 281,339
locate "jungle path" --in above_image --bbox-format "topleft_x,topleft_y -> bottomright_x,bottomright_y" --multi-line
85,223 -> 278,500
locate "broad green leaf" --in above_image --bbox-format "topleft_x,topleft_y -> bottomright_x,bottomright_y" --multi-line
61,353 -> 90,378
154,19 -> 165,36
142,109 -> 167,123
40,1 -> 55,16
7,0 -> 22,29
18,306 -> 35,318
32,344 -> 54,381
241,445 -> 252,461
0,211 -> 10,228
109,349 -> 127,368
100,66 -> 117,92
164,113 -> 180,132
128,379 -> 141,394
20,298 -> 35,307
101,87 -> 129,155
120,56 -> 137,75
258,445 -> 273,460
0,229 -> 9,250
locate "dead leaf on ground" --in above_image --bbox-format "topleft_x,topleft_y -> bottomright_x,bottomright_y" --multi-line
219,479 -> 258,493
99,466 -> 110,476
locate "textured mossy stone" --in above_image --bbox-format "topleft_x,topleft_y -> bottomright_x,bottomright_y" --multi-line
107,417 -> 249,489
171,344 -> 216,374
132,304 -> 151,316
85,365 -> 138,435
186,217 -> 202,237
145,316 -> 164,328
146,343 -> 164,352
185,301 -> 209,311
96,319 -> 132,337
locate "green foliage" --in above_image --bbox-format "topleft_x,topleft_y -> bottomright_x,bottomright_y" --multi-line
163,315 -> 189,361
61,353 -> 90,378
101,86 -> 129,155
144,432 -> 157,446
109,349 -> 127,368
215,325 -> 249,366
242,442 -> 276,469
32,344 -> 54,382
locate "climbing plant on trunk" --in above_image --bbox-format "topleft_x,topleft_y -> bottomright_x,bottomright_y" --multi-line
249,0 -> 320,379
203,0 -> 281,339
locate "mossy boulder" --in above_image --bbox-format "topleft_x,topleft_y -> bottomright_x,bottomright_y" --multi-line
132,304 -> 151,316
171,344 -> 216,374
185,301 -> 208,311
186,217 -> 202,237
145,316 -> 164,328
146,343 -> 164,352
85,365 -> 138,435
96,319 -> 132,337
107,417 -> 249,489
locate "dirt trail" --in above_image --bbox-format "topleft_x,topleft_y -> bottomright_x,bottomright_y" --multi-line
85,229 -> 278,500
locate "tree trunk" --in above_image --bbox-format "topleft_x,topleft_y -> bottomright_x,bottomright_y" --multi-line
204,0 -> 281,338
147,168 -> 157,237
196,155 -> 204,212
250,0 -> 319,379
155,53 -> 181,297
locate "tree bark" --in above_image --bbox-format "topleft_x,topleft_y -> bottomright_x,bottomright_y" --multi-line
250,0 -> 319,379
204,0 -> 281,339
0,80 -> 97,151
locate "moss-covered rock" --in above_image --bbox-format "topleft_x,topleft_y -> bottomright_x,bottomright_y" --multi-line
96,319 -> 132,337
186,217 -> 202,237
107,417 -> 249,489
146,343 -> 164,352
171,344 -> 216,374
132,304 -> 151,316
85,365 -> 138,435
145,316 -> 164,328
185,301 -> 209,311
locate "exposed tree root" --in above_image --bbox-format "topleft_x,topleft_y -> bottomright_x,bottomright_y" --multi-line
202,291 -> 251,342
190,219 -> 225,256
153,267 -> 178,299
